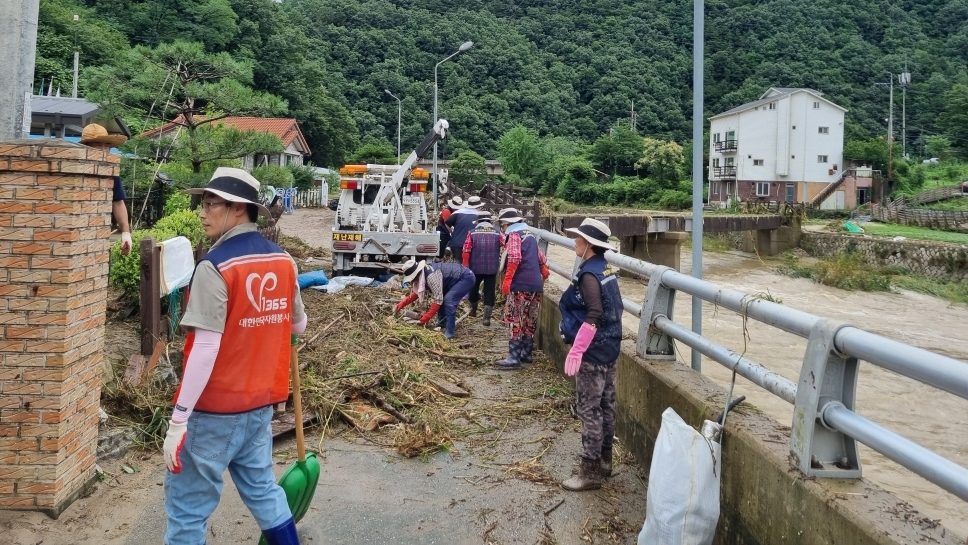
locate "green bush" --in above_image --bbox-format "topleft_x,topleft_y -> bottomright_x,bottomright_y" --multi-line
164,192 -> 192,216
153,209 -> 205,245
109,227 -> 175,301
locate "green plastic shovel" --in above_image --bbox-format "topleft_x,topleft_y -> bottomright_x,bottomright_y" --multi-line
260,336 -> 320,544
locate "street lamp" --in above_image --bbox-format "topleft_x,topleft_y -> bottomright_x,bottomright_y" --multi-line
432,40 -> 473,216
384,89 -> 401,165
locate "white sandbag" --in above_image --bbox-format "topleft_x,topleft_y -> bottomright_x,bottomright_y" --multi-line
638,407 -> 721,545
310,275 -> 376,293
159,236 -> 195,296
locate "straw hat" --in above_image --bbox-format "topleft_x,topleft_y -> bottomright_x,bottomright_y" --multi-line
185,167 -> 271,218
447,196 -> 464,209
401,258 -> 426,283
565,218 -> 616,251
79,123 -> 127,147
497,208 -> 524,224
465,196 -> 485,208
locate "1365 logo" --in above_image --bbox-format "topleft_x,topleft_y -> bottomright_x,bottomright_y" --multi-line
246,272 -> 288,313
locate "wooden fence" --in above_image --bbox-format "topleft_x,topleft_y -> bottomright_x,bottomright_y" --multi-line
290,185 -> 329,208
909,185 -> 965,205
871,196 -> 968,231
448,180 -> 541,224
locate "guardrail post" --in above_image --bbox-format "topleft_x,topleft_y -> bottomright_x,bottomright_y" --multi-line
790,318 -> 861,478
639,266 -> 676,360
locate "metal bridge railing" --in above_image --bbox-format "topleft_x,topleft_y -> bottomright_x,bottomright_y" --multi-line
532,227 -> 968,502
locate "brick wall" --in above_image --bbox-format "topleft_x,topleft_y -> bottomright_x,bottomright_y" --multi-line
0,139 -> 116,517
800,232 -> 968,281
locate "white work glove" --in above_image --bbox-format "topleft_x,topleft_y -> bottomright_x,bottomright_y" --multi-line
120,232 -> 132,256
163,420 -> 188,474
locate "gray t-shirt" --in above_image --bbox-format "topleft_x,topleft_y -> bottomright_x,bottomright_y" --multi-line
180,223 -> 306,333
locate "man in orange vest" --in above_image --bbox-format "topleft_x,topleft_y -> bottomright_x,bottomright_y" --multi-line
163,168 -> 307,545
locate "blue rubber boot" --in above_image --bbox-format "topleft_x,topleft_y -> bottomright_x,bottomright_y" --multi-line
262,517 -> 300,545
493,339 -> 522,370
521,337 -> 534,363
444,315 -> 457,339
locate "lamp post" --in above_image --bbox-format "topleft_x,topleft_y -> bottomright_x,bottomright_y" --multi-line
432,40 -> 473,217
384,89 -> 401,165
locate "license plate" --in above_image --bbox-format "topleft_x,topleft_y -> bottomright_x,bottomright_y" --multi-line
332,233 -> 363,242
402,195 -> 422,205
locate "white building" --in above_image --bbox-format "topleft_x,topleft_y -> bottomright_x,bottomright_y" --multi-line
707,87 -> 846,206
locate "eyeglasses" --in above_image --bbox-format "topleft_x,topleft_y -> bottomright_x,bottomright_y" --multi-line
200,201 -> 229,212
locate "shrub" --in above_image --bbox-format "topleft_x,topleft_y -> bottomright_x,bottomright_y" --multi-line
153,209 -> 205,245
109,227 -> 175,301
164,191 -> 192,216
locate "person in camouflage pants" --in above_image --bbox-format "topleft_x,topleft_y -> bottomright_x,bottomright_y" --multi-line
576,363 -> 617,464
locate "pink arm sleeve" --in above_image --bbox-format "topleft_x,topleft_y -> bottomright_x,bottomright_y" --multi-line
171,329 -> 222,423
292,315 -> 307,334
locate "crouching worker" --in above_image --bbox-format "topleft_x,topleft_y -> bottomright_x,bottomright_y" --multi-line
462,210 -> 502,325
395,259 -> 475,339
164,168 -> 307,545
559,218 -> 623,492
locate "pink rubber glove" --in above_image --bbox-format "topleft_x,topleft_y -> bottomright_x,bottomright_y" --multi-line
564,322 -> 597,376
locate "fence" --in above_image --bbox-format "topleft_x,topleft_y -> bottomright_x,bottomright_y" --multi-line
910,185 -> 965,205
531,226 -> 968,503
871,195 -> 968,231
449,179 -> 541,224
290,184 -> 329,209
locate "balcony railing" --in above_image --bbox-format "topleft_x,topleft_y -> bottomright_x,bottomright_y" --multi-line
714,139 -> 738,152
712,166 -> 737,179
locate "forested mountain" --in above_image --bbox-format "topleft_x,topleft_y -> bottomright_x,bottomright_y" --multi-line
35,0 -> 968,166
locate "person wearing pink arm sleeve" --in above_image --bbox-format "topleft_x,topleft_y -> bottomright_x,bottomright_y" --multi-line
162,169 -> 308,545
558,219 -> 623,492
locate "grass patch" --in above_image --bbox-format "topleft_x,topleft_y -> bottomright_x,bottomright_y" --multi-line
776,251 -> 968,305
917,196 -> 968,211
861,222 -> 968,245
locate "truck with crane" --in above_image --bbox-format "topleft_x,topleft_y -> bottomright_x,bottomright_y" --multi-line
331,119 -> 449,275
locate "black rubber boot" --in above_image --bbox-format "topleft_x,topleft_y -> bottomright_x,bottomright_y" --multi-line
601,448 -> 613,477
521,337 -> 534,363
482,305 -> 493,326
561,458 -> 602,491
493,339 -> 522,370
468,301 -> 478,318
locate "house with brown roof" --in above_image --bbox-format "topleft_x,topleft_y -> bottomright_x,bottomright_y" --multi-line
141,116 -> 311,169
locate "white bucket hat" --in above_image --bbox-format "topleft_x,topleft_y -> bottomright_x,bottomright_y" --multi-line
401,258 -> 426,283
497,208 -> 524,224
186,167 -> 271,218
465,196 -> 485,208
447,196 -> 464,209
565,218 -> 616,251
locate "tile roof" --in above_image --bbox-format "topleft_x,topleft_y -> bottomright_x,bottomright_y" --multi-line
710,87 -> 845,120
141,116 -> 310,155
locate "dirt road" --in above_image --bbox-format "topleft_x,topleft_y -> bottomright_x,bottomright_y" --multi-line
545,243 -> 968,540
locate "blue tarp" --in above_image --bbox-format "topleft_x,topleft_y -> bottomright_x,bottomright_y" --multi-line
297,270 -> 329,290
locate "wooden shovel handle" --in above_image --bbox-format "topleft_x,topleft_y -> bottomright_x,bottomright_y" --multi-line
290,336 -> 307,462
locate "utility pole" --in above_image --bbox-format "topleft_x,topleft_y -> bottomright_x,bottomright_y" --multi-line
72,14 -> 79,98
690,0 -> 704,372
888,75 -> 894,181
0,0 -> 41,141
899,65 -> 911,160
630,100 -> 637,132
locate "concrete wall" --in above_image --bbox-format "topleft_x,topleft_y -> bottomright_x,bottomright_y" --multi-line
534,285 -> 958,545
800,232 -> 968,281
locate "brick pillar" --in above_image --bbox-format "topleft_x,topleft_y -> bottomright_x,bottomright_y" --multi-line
0,139 -> 116,517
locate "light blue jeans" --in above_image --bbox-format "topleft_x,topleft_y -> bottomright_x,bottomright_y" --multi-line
164,406 -> 291,545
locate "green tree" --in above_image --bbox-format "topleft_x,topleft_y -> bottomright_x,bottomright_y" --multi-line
347,143 -> 396,165
497,125 -> 543,181
449,150 -> 487,186
925,135 -> 952,160
940,84 -> 968,154
636,138 -> 685,187
85,40 -> 287,174
586,127 -> 643,176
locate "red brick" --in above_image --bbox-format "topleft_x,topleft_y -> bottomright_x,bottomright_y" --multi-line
0,215 -> 10,227
0,144 -> 34,157
0,483 -> 14,494
54,161 -> 97,175
33,229 -> 79,242
39,147 -> 86,160
14,188 -> 54,200
1,383 -> 42,396
7,299 -> 48,312
0,409 -> 41,423
11,242 -> 52,255
12,215 -> 52,228
0,426 -> 21,437
0,340 -> 26,351
33,202 -> 79,214
0,256 -> 29,268
29,257 -> 75,270
40,411 -> 65,424
0,228 -> 34,241
84,148 -> 105,162
17,482 -> 57,495
0,202 -> 32,214
3,327 -> 44,339
21,424 -> 65,439
0,313 -> 27,325
26,313 -> 67,326
0,285 -> 28,297
105,153 -> 121,165
53,189 -> 93,201
1,355 -> 44,367
8,270 -> 50,283
0,497 -> 37,507
23,340 -> 67,353
96,164 -> 118,176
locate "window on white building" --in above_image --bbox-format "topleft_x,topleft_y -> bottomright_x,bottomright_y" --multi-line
753,159 -> 764,166
711,181 -> 720,194
726,131 -> 735,141
725,157 -> 734,166
813,101 -> 820,109
769,102 -> 776,110
726,182 -> 734,195
818,127 -> 829,134
818,155 -> 828,163
756,182 -> 770,197
713,133 -> 721,143
712,158 -> 720,168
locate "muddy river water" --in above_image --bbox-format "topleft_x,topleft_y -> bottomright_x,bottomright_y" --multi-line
545,244 -> 968,539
